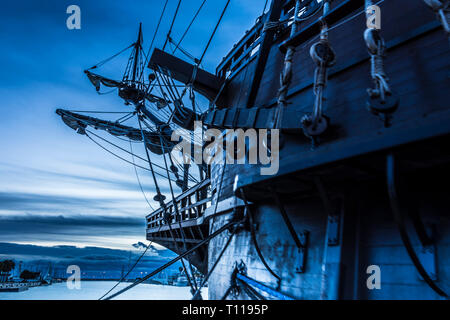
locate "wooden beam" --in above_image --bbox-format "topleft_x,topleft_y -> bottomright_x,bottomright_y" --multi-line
148,49 -> 225,105
245,0 -> 284,108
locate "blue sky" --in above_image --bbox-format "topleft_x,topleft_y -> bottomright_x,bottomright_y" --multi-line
0,0 -> 265,251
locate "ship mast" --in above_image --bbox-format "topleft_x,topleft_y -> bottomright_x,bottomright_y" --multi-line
131,23 -> 143,85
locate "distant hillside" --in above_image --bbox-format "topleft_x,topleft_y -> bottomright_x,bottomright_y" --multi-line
0,242 -> 181,279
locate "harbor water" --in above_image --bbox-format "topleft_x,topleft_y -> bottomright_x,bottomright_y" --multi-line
0,281 -> 206,300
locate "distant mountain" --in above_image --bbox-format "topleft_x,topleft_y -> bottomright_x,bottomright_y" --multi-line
0,242 -> 181,279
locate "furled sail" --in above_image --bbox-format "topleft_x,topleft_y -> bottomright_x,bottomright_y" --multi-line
85,70 -> 122,92
56,109 -> 174,155
85,70 -> 167,107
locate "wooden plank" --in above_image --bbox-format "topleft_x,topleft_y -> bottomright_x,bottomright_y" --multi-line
148,49 -> 225,105
216,19 -> 264,73
245,0 -> 284,108
146,236 -> 201,244
279,0 -> 365,53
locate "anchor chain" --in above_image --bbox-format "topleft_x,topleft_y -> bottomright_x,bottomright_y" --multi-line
302,1 -> 335,143
364,2 -> 399,126
423,0 -> 450,41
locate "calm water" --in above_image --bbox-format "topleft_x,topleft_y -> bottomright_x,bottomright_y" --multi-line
0,281 -> 207,300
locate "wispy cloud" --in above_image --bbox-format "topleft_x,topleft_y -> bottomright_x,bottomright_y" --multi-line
0,214 -> 147,249
0,0 -> 264,250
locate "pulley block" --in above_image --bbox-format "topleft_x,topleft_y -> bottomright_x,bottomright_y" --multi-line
153,194 -> 166,202
301,114 -> 330,137
176,179 -> 185,189
310,41 -> 336,67
367,92 -> 399,115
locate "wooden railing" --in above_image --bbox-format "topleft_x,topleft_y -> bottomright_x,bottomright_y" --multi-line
216,17 -> 265,80
215,0 -> 297,81
146,179 -> 211,233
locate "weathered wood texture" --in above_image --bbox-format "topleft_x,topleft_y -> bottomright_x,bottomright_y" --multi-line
206,0 -> 450,300
211,0 -> 450,198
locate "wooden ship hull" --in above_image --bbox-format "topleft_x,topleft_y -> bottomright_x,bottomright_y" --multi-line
146,0 -> 450,299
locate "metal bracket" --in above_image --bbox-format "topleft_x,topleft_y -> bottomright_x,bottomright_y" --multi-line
414,221 -> 438,281
325,198 -> 343,246
327,214 -> 340,246
418,245 -> 437,281
296,231 -> 310,273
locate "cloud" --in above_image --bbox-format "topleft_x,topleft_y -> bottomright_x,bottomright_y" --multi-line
0,0 -> 264,252
0,214 -> 146,247
0,214 -> 144,228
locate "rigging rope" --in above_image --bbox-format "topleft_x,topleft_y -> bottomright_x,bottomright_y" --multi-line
263,1 -> 323,32
141,0 -> 169,82
138,115 -> 167,206
98,234 -> 160,300
266,0 -> 386,125
67,110 -> 134,114
192,217 -> 237,299
239,189 -> 282,287
85,129 -> 177,177
136,113 -> 200,294
273,0 -> 302,129
198,0 -> 231,65
364,0 -> 398,127
301,0 -> 335,143
163,0 -> 183,51
101,220 -> 240,300
262,0 -> 269,16
187,152 -> 230,298
159,133 -> 199,293
85,131 -> 177,182
130,140 -> 155,211
115,111 -> 136,124
169,38 -> 199,63
87,43 -> 134,70
423,0 -> 450,42
173,0 -> 208,55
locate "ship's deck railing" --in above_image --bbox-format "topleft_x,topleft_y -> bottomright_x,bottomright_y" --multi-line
146,179 -> 211,233
215,0 -> 298,81
216,16 -> 264,80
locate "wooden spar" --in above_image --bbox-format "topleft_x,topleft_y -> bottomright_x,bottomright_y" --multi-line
148,48 -> 224,105
245,0 -> 284,108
